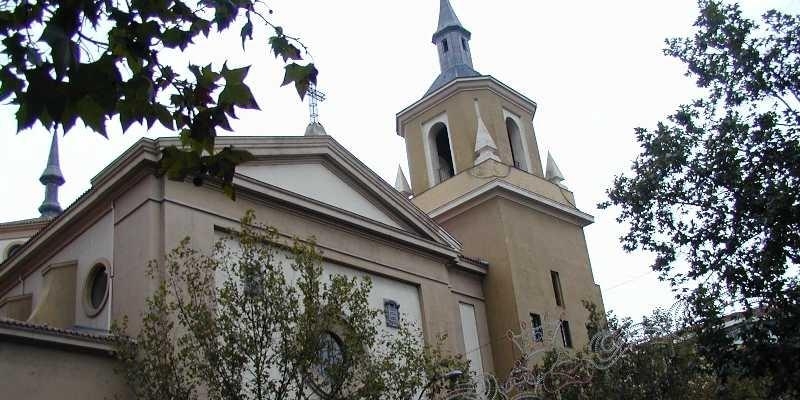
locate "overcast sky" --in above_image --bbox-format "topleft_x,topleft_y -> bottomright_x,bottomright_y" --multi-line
1,0 -> 796,320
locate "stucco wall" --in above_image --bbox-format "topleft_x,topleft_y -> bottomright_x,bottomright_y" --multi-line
238,162 -> 405,229
0,341 -> 131,400
154,179 -> 488,359
401,85 -> 543,194
437,196 -> 603,378
0,212 -> 113,330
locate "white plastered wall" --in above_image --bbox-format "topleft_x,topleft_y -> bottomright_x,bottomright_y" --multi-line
213,233 -> 424,335
238,163 -> 403,229
8,212 -> 114,330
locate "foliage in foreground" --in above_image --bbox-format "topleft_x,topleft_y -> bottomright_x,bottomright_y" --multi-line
0,0 -> 318,198
600,1 -> 800,396
539,306 -> 775,400
112,211 -> 469,400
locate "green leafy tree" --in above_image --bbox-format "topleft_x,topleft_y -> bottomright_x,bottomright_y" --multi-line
600,1 -> 800,396
542,306 -> 771,400
0,0 -> 318,198
112,211 -> 470,400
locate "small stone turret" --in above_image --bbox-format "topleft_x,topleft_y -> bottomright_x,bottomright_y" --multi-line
38,132 -> 65,218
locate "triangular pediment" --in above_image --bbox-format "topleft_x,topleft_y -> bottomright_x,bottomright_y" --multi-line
238,161 -> 407,230
225,136 -> 460,250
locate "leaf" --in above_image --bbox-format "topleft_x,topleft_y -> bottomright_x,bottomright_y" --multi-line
240,20 -> 253,49
0,67 -> 23,102
157,146 -> 202,181
281,63 -> 318,100
154,104 -> 174,130
219,82 -> 259,111
221,64 -> 250,85
77,97 -> 107,137
269,35 -> 302,62
163,28 -> 191,50
15,100 -> 38,132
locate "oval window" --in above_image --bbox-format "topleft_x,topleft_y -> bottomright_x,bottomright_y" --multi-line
90,266 -> 108,309
84,263 -> 109,317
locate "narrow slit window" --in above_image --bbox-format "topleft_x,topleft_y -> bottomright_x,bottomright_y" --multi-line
551,270 -> 564,307
530,313 -> 543,342
461,38 -> 468,51
443,39 -> 449,52
560,320 -> 573,348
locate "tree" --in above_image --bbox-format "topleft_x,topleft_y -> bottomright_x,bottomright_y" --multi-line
0,0 -> 318,198
112,211 -> 470,400
541,307 -> 772,400
600,0 -> 799,396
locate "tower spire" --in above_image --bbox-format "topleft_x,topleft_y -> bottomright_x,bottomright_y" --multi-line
436,0 -> 464,32
39,132 -> 65,218
427,0 -> 479,94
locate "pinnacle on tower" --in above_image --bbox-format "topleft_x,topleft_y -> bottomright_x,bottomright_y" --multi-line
545,151 -> 567,188
394,165 -> 412,196
39,132 -> 65,218
427,0 -> 480,94
473,99 -> 500,165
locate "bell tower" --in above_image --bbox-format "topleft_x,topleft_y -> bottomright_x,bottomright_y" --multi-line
396,0 -> 605,379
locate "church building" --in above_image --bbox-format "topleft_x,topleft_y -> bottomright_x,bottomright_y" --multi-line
0,1 -> 604,398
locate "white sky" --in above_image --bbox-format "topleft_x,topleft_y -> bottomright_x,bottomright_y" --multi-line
0,0 -> 796,320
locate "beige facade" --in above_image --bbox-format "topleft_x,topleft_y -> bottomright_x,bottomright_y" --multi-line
0,136 -> 495,399
0,1 -> 604,396
397,66 -> 604,380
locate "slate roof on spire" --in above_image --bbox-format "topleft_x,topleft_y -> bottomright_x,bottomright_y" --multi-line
39,132 -> 65,218
40,132 -> 64,185
427,0 -> 480,95
435,0 -> 466,35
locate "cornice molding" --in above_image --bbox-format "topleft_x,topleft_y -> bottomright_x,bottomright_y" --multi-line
429,179 -> 595,227
396,75 -> 538,136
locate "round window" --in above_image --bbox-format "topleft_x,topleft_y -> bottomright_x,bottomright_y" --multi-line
6,243 -> 23,259
83,263 -> 109,317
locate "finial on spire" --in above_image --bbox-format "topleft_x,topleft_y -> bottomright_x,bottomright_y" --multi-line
39,132 -> 65,218
473,99 -> 500,165
545,151 -> 567,188
394,165 -> 412,197
305,84 -> 328,136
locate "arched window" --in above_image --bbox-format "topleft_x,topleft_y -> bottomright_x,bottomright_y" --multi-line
429,122 -> 455,184
506,117 -> 528,172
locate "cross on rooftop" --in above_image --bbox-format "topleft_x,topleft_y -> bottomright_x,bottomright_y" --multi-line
306,84 -> 326,124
